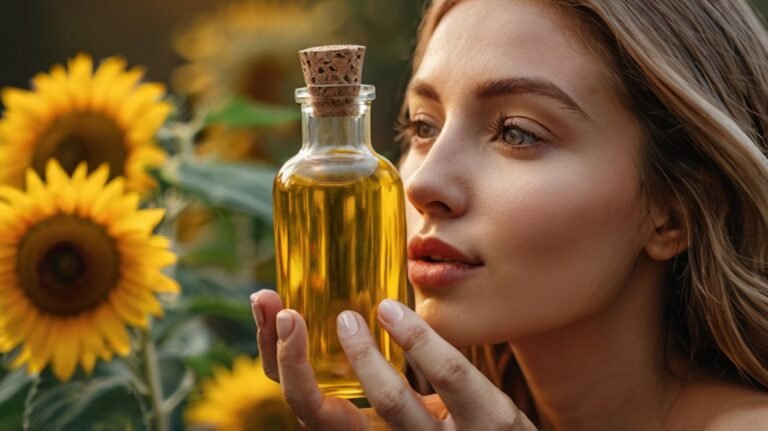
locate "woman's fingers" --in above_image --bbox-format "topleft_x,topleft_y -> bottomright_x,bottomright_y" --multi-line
250,289 -> 283,382
277,309 -> 368,431
421,394 -> 450,421
377,299 -> 531,429
336,311 -> 440,431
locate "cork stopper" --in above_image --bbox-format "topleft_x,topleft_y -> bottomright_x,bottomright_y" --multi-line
298,45 -> 365,116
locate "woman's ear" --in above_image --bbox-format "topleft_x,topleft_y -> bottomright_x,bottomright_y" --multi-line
645,199 -> 689,262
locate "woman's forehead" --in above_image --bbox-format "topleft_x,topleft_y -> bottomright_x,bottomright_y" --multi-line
412,0 -> 613,110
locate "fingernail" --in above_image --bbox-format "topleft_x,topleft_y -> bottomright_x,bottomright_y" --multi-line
252,304 -> 264,329
276,311 -> 294,340
378,299 -> 404,325
250,293 -> 264,329
337,311 -> 359,338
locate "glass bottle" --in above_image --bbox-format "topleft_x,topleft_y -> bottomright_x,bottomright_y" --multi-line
272,82 -> 408,399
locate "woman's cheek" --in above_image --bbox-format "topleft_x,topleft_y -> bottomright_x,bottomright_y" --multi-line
400,153 -> 424,238
484,167 -> 642,275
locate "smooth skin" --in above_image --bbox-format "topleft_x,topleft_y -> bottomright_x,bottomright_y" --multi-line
252,292 -> 534,430
253,0 -> 768,429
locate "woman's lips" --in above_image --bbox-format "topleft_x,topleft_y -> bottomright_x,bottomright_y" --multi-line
407,236 -> 483,289
407,260 -> 483,289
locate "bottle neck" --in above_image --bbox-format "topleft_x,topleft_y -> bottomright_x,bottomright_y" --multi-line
300,102 -> 373,154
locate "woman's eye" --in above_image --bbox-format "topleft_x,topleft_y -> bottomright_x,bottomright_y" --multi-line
414,120 -> 439,139
493,116 -> 544,148
502,126 -> 540,146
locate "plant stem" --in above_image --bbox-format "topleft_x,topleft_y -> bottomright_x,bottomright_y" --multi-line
142,329 -> 168,431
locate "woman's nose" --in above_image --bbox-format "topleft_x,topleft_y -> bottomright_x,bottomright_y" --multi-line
404,143 -> 469,219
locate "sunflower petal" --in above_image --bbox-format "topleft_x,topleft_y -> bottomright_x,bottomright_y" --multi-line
78,313 -> 107,354
10,346 -> 31,370
0,185 -> 31,209
79,349 -> 97,376
90,178 -> 126,222
108,208 -> 165,237
98,193 -> 140,225
118,281 -> 164,317
67,53 -> 93,110
30,71 -> 69,115
2,300 -> 36,343
71,317 -> 99,376
116,83 -> 166,128
2,88 -> 50,122
126,102 -> 172,145
48,64 -> 75,113
91,56 -> 127,110
108,288 -> 149,329
103,68 -> 144,116
151,272 -> 180,294
98,346 -> 114,362
123,247 -> 177,268
0,202 -> 26,237
76,164 -> 110,218
26,313 -> 54,373
45,159 -> 70,188
71,162 -> 88,184
94,305 -> 131,356
51,319 -> 79,381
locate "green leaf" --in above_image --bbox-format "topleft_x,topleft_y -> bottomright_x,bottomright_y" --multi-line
157,160 -> 276,221
154,266 -> 272,355
152,266 -> 255,343
0,369 -> 34,430
178,210 -> 240,270
25,374 -> 148,431
175,265 -> 259,300
205,98 -> 299,127
186,297 -> 253,323
181,344 -> 238,380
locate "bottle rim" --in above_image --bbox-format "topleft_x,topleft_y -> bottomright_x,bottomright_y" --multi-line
295,85 -> 376,103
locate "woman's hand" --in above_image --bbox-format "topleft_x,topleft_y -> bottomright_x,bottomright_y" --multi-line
251,290 -> 536,430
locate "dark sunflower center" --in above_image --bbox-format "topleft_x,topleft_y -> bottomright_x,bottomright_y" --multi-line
32,113 -> 126,181
42,243 -> 86,286
17,215 -> 120,316
236,54 -> 287,104
240,399 -> 297,431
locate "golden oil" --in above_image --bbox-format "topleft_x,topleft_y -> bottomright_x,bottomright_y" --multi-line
273,84 -> 408,399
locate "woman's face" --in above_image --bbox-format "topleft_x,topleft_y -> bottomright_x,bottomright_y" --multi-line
400,0 -> 658,346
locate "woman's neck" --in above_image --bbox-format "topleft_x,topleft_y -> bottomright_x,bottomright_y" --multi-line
509,253 -> 690,430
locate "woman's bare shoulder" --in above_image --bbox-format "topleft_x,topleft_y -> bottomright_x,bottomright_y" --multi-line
674,376 -> 768,430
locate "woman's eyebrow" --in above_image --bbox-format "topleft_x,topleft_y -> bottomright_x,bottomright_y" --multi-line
408,80 -> 442,104
474,77 -> 593,122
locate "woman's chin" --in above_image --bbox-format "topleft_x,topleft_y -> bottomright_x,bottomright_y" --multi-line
415,299 -> 495,347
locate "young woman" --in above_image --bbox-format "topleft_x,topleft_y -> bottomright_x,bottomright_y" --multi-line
250,0 -> 768,429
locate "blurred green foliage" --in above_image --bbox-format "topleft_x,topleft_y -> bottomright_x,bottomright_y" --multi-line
0,1 -> 766,429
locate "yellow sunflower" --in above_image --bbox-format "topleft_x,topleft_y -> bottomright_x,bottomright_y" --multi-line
0,160 -> 180,381
0,326 -> 10,352
185,356 -> 298,431
172,0 -> 342,107
194,125 -> 271,162
0,53 -> 171,195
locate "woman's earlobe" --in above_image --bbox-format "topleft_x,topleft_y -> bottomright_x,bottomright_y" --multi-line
645,204 -> 689,261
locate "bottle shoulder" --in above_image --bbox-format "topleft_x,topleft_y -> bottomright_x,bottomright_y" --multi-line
275,150 -> 401,189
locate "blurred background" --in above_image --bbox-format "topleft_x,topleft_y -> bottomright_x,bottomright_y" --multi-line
1,0 -> 767,159
0,1 -> 766,430
0,0 -> 424,161
0,2 -> 428,430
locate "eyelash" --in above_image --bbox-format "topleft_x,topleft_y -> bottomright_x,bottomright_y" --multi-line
490,114 -> 544,150
396,116 -> 438,149
397,113 -> 544,152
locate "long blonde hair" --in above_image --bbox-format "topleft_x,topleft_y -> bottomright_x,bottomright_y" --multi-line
402,0 -> 768,405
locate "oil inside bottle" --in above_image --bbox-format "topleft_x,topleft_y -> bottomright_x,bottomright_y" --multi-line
273,90 -> 408,398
